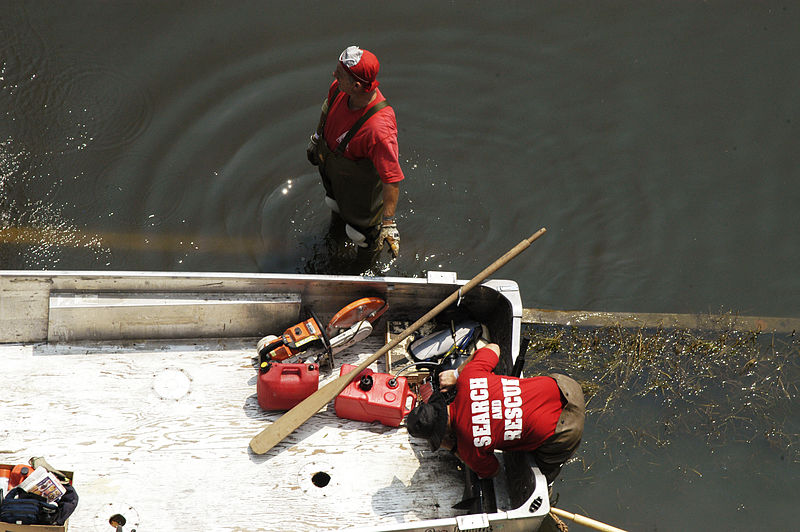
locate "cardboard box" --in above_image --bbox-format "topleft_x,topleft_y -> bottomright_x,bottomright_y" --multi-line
0,464 -> 73,532
1,523 -> 68,532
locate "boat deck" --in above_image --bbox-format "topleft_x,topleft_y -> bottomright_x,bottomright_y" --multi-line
2,333 -> 510,531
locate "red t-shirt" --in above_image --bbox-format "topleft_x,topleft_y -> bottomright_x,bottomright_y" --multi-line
323,81 -> 404,184
448,347 -> 564,478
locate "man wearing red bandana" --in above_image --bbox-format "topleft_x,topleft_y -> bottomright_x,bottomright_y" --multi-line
307,46 -> 404,258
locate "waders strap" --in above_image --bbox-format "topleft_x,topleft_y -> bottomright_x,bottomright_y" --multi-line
335,100 -> 390,154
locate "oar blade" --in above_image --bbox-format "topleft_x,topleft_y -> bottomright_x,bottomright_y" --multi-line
249,374 -> 349,454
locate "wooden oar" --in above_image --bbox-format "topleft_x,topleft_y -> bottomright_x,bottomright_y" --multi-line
551,507 -> 628,532
249,227 -> 547,454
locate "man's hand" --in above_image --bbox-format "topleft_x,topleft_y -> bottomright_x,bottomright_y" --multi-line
439,370 -> 457,393
306,133 -> 320,166
378,222 -> 400,257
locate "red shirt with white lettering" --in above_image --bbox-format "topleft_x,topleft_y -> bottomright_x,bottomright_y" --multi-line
323,81 -> 405,184
448,347 -> 564,478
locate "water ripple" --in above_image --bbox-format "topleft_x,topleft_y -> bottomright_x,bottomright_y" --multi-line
50,54 -> 154,153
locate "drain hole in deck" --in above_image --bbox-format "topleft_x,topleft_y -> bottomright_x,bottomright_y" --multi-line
109,513 -> 127,528
311,471 -> 330,487
97,503 -> 140,532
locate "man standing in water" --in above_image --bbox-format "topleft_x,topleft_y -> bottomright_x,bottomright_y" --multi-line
306,45 -> 403,258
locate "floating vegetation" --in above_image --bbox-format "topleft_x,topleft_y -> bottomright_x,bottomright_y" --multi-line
523,316 -> 800,461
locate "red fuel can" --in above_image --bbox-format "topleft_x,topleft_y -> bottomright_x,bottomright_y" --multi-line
257,362 -> 319,411
8,464 -> 34,489
334,364 -> 417,427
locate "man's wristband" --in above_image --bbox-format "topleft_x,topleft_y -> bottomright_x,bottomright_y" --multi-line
453,368 -> 459,380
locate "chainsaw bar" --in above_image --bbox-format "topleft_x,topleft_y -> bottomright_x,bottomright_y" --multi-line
257,299 -> 387,372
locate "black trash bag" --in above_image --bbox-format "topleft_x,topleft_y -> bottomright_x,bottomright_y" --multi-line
55,484 -> 79,525
0,487 -> 59,525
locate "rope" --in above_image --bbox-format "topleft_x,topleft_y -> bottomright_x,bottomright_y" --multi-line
550,511 -> 570,532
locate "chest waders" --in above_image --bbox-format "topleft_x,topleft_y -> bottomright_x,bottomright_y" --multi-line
317,96 -> 390,239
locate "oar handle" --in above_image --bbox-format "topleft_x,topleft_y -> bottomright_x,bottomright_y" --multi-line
249,228 -> 546,455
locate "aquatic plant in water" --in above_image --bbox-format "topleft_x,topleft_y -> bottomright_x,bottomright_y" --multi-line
523,317 -> 800,462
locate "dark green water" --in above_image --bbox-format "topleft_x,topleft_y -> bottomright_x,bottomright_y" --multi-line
2,1 -> 798,530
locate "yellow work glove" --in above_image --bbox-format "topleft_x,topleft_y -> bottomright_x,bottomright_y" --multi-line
378,222 -> 400,258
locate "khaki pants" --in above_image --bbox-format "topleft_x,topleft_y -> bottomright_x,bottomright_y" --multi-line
532,374 -> 585,484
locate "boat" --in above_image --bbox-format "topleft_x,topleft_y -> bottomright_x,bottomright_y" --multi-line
1,270 -> 552,531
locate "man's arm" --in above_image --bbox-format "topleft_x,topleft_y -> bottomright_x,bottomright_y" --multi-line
378,182 -> 401,257
382,182 -> 399,219
439,343 -> 500,392
307,89 -> 334,166
458,443 -> 501,479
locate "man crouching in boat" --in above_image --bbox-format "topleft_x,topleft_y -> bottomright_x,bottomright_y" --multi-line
406,343 -> 585,485
306,45 -> 404,259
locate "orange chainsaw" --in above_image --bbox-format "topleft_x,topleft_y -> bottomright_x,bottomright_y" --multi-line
257,297 -> 388,370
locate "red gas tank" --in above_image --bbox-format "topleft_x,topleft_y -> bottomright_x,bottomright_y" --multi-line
257,362 -> 319,411
8,464 -> 34,489
334,364 -> 416,427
